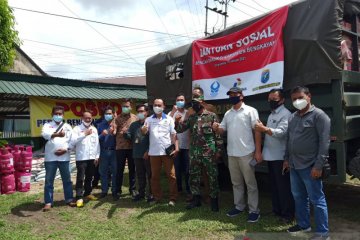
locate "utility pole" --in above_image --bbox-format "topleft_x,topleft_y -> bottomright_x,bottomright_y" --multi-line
204,0 -> 235,36
205,0 -> 209,36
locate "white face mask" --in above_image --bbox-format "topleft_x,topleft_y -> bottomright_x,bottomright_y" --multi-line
82,121 -> 91,127
153,106 -> 163,114
292,99 -> 308,110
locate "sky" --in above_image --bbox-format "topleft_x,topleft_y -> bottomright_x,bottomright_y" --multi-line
8,0 -> 298,80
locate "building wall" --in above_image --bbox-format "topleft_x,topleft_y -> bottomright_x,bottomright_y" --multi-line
9,49 -> 45,76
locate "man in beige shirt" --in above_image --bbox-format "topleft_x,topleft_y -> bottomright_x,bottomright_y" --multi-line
115,99 -> 138,197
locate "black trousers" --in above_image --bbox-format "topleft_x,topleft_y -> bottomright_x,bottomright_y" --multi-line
134,157 -> 152,198
76,160 -> 95,198
268,160 -> 295,220
92,164 -> 100,187
116,149 -> 136,194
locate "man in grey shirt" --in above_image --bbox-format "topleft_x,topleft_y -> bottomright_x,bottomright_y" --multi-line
255,88 -> 294,223
284,86 -> 330,240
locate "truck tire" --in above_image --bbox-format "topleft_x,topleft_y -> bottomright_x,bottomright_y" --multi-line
349,149 -> 360,179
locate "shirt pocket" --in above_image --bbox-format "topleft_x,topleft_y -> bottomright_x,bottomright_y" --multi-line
201,123 -> 213,135
299,119 -> 315,132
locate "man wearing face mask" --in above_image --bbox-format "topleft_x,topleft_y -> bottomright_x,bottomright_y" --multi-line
41,106 -> 75,211
70,111 -> 100,207
175,96 -> 223,212
97,106 -> 118,200
254,89 -> 294,223
141,99 -> 179,206
115,99 -> 138,198
125,104 -> 153,202
213,86 -> 262,223
168,93 -> 191,200
284,86 -> 330,240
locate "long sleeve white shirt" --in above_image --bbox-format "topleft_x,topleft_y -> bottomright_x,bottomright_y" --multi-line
70,124 -> 100,161
41,121 -> 73,162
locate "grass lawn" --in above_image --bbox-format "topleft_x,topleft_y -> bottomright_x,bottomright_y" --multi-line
0,172 -> 360,240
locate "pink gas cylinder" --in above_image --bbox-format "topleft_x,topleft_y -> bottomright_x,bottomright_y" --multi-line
15,171 -> 31,192
12,146 -> 21,171
1,173 -> 16,194
18,146 -> 32,172
0,148 -> 14,174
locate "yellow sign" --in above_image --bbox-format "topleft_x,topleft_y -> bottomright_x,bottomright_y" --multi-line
30,97 -> 132,137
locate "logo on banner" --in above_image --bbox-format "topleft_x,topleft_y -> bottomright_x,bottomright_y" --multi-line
261,69 -> 270,83
210,81 -> 220,97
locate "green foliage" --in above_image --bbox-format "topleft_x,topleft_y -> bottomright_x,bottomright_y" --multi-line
0,0 -> 21,72
0,139 -> 8,147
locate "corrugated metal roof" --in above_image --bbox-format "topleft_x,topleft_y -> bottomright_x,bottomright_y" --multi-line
0,80 -> 147,100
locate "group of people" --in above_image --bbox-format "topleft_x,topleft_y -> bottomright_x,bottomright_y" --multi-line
41,85 -> 330,240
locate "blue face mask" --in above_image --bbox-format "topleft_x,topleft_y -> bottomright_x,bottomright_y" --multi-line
176,101 -> 185,109
122,107 -> 131,114
137,113 -> 145,120
53,115 -> 63,123
104,114 -> 113,122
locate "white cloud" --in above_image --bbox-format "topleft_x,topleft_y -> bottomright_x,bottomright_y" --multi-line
8,0 -> 298,80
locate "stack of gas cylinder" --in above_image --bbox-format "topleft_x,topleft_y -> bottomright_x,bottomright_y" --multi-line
0,145 -> 32,194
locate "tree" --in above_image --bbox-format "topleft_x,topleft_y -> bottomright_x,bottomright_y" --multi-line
0,0 -> 20,72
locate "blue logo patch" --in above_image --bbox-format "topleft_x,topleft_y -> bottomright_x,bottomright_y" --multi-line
210,81 -> 220,97
261,69 -> 270,84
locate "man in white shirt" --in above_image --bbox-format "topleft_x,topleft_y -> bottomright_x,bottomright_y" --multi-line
168,93 -> 191,199
70,111 -> 100,207
255,89 -> 294,223
41,106 -> 75,211
213,86 -> 262,223
142,98 -> 179,206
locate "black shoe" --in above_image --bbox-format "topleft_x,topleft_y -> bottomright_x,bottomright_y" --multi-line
99,193 -> 107,199
210,197 -> 219,212
133,194 -> 144,202
287,224 -> 311,235
186,195 -> 201,210
112,194 -> 120,201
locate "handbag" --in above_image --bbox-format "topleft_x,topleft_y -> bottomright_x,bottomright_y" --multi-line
165,144 -> 175,156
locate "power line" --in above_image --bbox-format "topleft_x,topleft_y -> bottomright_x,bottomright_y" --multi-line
229,4 -> 254,17
147,0 -> 179,46
58,0 -> 143,69
250,0 -> 271,11
234,0 -> 266,13
11,6 -> 192,38
172,0 -> 192,41
23,39 -> 141,65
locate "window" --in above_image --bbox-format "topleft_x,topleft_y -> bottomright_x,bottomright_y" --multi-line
165,62 -> 184,80
342,16 -> 360,71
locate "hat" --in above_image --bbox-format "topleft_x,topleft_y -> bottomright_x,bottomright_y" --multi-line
226,86 -> 243,95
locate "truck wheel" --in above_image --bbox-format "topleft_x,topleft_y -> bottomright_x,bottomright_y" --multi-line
349,149 -> 360,179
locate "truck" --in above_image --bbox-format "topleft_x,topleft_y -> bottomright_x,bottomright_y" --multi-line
145,0 -> 360,183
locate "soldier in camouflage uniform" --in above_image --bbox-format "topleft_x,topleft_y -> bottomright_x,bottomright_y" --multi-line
175,96 -> 223,212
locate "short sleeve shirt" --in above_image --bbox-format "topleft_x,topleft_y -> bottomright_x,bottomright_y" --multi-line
220,103 -> 259,157
145,113 -> 176,156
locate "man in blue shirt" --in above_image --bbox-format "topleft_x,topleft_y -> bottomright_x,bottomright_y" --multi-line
98,106 -> 119,200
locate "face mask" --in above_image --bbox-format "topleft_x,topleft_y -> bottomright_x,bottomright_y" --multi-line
229,96 -> 241,105
53,115 -> 63,123
293,99 -> 308,110
122,107 -> 131,114
82,121 -> 91,127
191,102 -> 203,113
176,101 -> 185,109
153,106 -> 163,114
137,113 -> 145,120
269,100 -> 281,110
104,114 -> 113,121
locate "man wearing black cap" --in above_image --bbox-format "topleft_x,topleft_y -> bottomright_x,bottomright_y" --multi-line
213,86 -> 262,222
